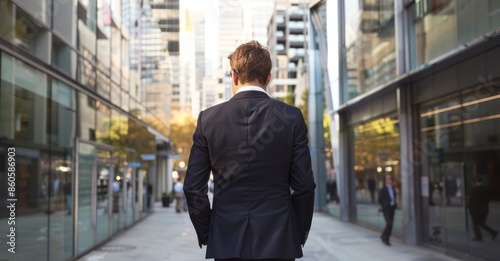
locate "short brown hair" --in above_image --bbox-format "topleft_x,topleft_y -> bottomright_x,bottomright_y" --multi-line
228,41 -> 272,85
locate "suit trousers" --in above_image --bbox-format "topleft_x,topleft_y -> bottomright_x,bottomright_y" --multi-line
382,205 -> 396,241
215,259 -> 294,261
471,210 -> 496,239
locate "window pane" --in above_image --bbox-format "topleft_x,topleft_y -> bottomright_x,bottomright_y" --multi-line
0,0 -> 15,42
52,36 -> 77,79
409,0 -> 458,69
48,79 -> 76,261
0,52 -> 49,261
79,93 -> 97,141
351,114 -> 401,237
343,0 -> 396,102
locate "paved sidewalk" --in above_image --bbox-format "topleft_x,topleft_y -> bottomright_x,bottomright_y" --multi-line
78,203 -> 459,261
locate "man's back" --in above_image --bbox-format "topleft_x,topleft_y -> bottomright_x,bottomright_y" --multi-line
183,40 -> 315,261
184,91 -> 315,259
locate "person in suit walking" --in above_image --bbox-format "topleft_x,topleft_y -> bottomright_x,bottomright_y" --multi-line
469,175 -> 498,241
378,174 -> 397,246
183,40 -> 316,261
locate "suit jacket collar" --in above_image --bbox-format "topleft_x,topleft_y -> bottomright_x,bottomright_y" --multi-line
230,90 -> 271,100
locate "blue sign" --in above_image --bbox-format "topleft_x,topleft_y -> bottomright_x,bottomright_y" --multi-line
127,162 -> 141,168
141,154 -> 156,161
378,152 -> 390,157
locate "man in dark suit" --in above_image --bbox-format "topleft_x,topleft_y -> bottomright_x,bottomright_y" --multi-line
183,41 -> 316,261
378,174 -> 396,246
469,175 -> 498,241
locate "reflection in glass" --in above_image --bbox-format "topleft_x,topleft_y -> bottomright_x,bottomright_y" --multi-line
0,53 -> 49,261
96,149 -> 111,243
77,143 -> 95,254
351,114 -> 401,236
79,93 -> 97,141
52,36 -> 77,79
420,85 -> 500,260
343,0 -> 396,101
48,79 -> 76,261
0,0 -> 14,42
96,103 -> 111,144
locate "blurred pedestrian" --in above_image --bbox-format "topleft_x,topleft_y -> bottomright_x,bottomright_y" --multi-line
469,175 -> 498,241
184,40 -> 316,261
367,177 -> 376,203
64,179 -> 72,215
379,174 -> 397,246
174,179 -> 184,213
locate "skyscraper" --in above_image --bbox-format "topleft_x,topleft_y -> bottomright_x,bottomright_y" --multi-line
267,0 -> 309,103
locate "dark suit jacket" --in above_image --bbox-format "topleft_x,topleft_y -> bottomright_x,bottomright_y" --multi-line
184,91 -> 316,259
469,184 -> 490,215
378,185 -> 397,210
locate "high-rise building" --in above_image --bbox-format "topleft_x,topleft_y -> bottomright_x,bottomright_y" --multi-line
194,13 -> 205,115
179,7 -> 196,117
0,0 -> 172,260
139,3 -> 170,125
312,1 -> 500,260
150,0 -> 180,122
248,0 -> 276,45
267,0 -> 309,103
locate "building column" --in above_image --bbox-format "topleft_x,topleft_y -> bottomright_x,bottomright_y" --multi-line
308,14 -> 327,211
394,0 -> 418,245
398,86 -> 418,245
338,113 -> 356,221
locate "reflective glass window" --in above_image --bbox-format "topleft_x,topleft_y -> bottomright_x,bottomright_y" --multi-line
343,0 -> 396,102
78,55 -> 97,90
409,0 -> 500,70
96,103 -> 111,145
0,52 -> 49,261
96,70 -> 111,99
110,83 -> 120,106
351,114 -> 401,236
0,0 -> 15,42
53,0 -> 77,45
111,26 -> 121,84
52,36 -> 78,79
79,93 -> 97,141
419,83 -> 500,259
48,79 -> 76,261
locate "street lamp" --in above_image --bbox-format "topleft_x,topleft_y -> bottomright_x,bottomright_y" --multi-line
179,161 -> 186,168
172,171 -> 179,179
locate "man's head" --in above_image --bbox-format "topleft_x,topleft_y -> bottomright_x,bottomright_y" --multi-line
228,40 -> 272,93
385,175 -> 392,186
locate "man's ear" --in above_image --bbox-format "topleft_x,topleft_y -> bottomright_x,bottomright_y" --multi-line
232,72 -> 239,86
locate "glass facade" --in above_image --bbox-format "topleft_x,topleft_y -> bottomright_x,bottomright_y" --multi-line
324,0 -> 500,260
343,0 -> 396,101
419,85 -> 500,260
351,115 -> 401,236
0,1 -> 170,260
408,0 -> 500,69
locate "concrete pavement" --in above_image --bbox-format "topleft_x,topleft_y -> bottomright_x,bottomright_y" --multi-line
78,202 -> 459,261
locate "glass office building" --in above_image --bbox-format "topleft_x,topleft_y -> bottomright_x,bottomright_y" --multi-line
0,0 -> 171,260
312,0 -> 500,260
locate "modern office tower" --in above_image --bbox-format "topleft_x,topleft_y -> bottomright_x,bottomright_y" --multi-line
150,0 -> 180,121
139,3 -> 170,124
179,7 -> 196,117
194,14 -> 205,115
0,1 -> 173,261
267,0 -> 309,103
248,0 -> 276,46
311,1 -> 500,260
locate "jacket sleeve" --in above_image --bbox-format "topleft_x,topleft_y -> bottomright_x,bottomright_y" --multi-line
184,111 -> 212,248
289,108 -> 316,247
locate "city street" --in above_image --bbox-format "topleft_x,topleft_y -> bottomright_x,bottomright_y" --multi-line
78,203 -> 459,261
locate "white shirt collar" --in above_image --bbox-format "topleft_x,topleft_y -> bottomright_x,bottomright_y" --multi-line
235,86 -> 269,95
